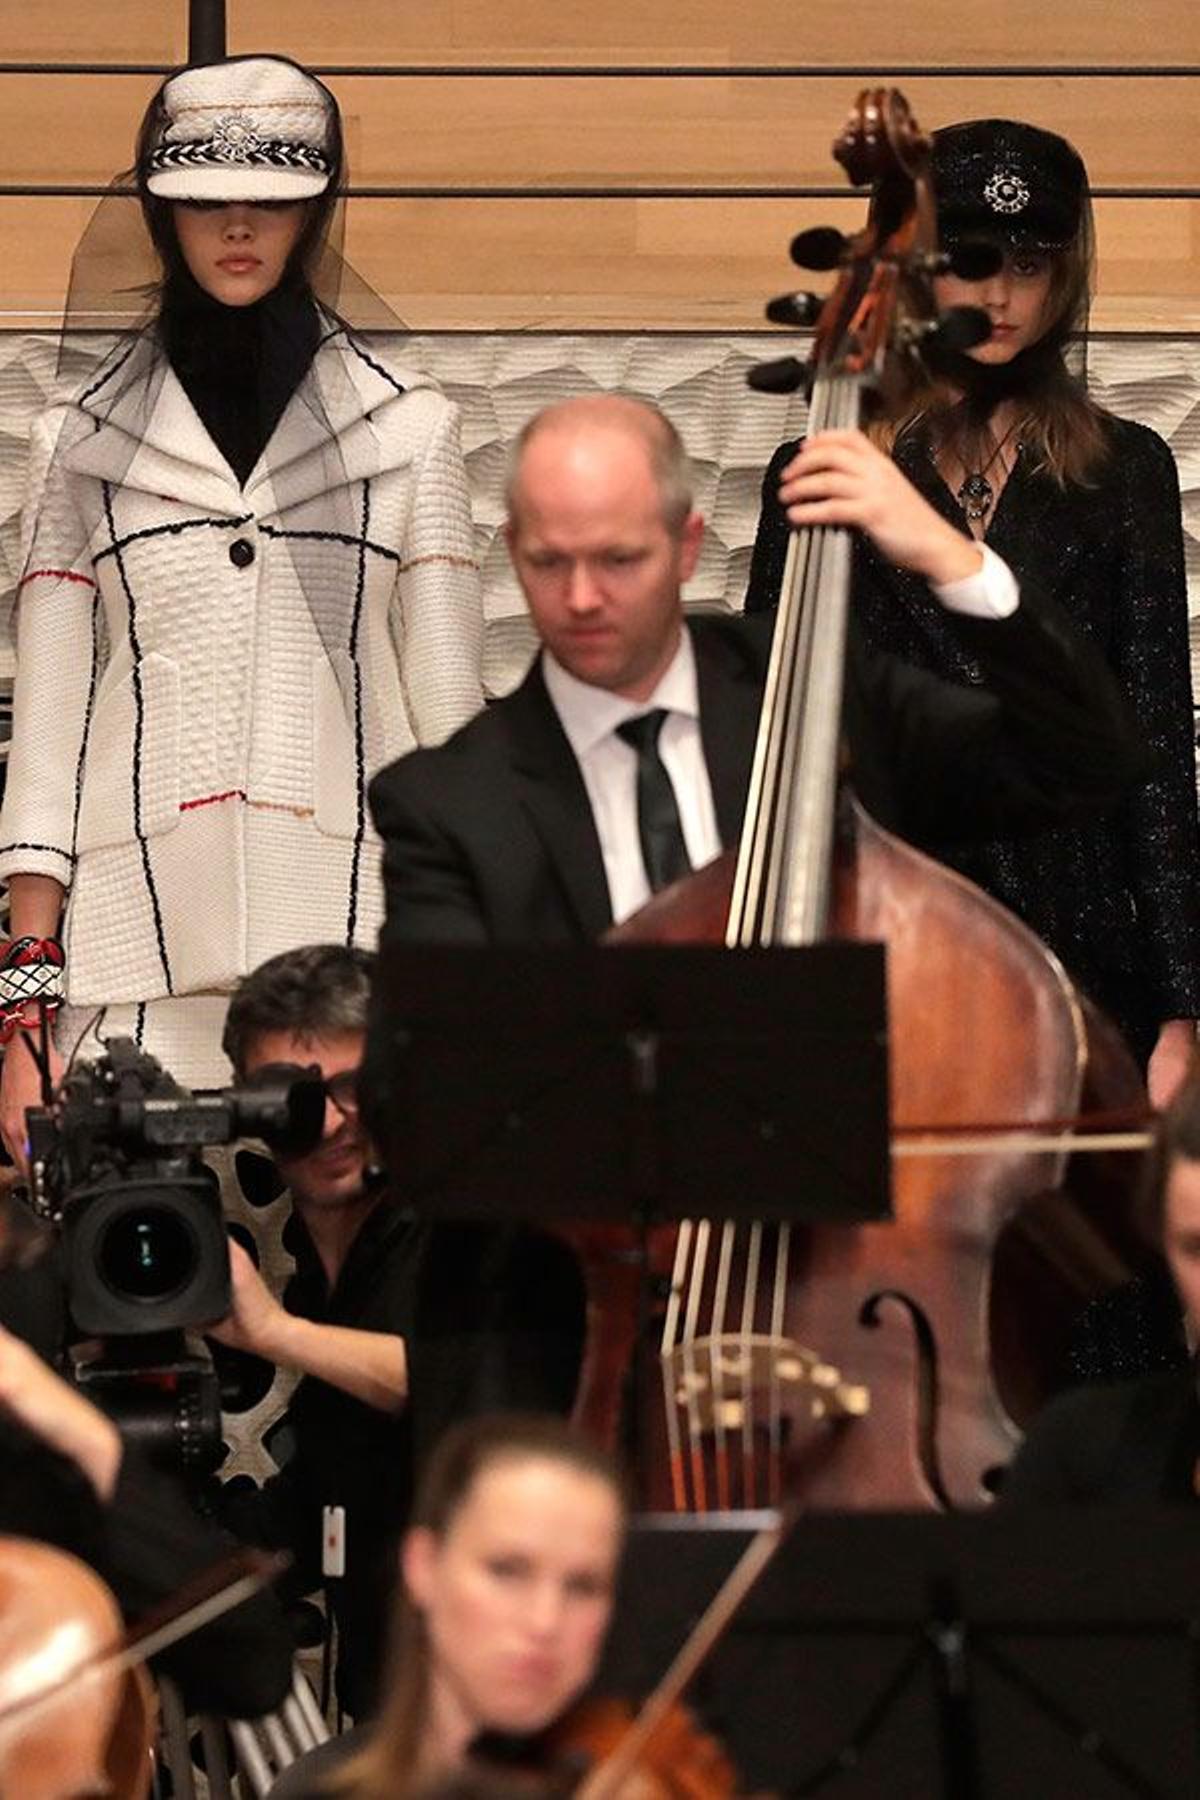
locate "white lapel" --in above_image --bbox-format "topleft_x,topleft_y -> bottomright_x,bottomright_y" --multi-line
243,328 -> 437,519
61,338 -> 245,517
57,324 -> 439,522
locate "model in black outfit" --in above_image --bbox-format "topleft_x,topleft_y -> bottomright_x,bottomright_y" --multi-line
747,120 -> 1200,1096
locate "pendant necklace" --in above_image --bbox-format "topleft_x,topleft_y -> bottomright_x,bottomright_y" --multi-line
956,420 -> 1021,524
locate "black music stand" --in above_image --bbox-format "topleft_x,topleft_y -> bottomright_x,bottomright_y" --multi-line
601,1509 -> 1200,1798
372,944 -> 890,1226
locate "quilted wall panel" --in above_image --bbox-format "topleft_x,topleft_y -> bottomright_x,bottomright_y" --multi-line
5,331 -> 1196,701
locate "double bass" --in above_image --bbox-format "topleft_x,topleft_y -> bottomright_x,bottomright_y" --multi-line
578,87 -> 1150,1514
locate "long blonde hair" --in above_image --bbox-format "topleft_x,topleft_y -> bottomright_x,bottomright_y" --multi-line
331,1415 -> 625,1800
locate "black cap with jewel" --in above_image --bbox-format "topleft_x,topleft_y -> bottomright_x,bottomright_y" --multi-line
932,118 -> 1087,251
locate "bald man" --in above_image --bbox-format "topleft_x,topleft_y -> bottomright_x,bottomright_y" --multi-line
365,394 -> 1141,959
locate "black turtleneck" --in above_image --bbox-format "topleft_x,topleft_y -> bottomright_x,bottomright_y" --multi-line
159,267 -> 321,487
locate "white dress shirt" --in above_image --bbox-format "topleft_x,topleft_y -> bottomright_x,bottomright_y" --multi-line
543,629 -> 720,925
541,546 -> 1018,926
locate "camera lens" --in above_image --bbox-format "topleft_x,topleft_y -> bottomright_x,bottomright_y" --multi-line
97,1205 -> 197,1302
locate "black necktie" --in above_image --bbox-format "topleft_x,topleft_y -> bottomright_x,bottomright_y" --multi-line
616,709 -> 692,894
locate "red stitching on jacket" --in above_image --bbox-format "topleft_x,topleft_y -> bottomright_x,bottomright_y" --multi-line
180,789 -> 247,812
20,568 -> 97,590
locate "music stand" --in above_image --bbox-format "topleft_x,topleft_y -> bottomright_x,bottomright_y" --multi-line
373,943 -> 890,1226
601,1509 -> 1200,1798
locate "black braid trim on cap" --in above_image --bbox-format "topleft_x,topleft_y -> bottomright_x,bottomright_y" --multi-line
147,139 -> 330,176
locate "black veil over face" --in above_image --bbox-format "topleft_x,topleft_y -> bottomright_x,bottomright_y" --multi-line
60,56 -> 402,356
32,58 -> 410,688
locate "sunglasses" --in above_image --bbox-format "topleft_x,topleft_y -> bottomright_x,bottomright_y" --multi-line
322,1068 -> 361,1117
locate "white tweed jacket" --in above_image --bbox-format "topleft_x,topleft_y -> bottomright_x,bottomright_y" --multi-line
0,326 -> 484,1008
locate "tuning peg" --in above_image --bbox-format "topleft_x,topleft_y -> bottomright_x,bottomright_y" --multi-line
746,356 -> 808,395
927,306 -> 993,353
789,227 -> 847,271
764,292 -> 823,328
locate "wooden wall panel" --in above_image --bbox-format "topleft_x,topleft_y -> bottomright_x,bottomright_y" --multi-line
2,72 -> 1196,192
229,0 -> 1200,69
4,196 -> 1195,333
0,2 -> 186,64
1,1 -> 1194,335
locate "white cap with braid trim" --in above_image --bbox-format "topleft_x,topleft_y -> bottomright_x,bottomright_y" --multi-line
144,55 -> 337,201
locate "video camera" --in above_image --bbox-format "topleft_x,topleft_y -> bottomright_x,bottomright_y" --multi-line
25,1037 -> 325,1475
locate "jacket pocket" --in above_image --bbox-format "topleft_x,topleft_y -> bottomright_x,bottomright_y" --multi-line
75,654 -> 181,852
312,652 -> 361,839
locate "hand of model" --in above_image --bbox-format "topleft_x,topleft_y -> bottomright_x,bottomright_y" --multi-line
775,429 -> 984,587
206,1237 -> 289,1361
0,1033 -> 64,1178
0,1322 -> 121,1501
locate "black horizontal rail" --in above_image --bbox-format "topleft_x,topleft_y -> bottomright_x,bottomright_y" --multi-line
2,184 -> 1197,201
0,62 -> 1198,78
2,323 -> 1194,340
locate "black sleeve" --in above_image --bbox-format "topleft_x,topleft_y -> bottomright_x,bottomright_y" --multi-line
848,579 -> 1150,847
369,754 -> 492,949
1105,425 -> 1200,1019
0,1244 -> 67,1361
744,439 -> 800,614
104,1447 -> 295,1718
999,1374 -> 1197,1507
0,1426 -> 107,1563
1001,1402 -> 1088,1503
0,1423 -> 294,1718
363,754 -> 492,1153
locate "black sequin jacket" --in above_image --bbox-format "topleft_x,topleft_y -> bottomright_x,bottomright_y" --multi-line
745,416 -> 1200,1062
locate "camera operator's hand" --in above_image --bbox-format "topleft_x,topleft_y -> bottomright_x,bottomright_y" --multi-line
206,1238 -> 287,1360
0,1322 -> 121,1501
0,1031 -> 64,1179
208,1236 -> 408,1412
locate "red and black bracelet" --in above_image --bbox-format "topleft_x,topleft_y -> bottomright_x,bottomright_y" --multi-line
0,936 -> 66,1045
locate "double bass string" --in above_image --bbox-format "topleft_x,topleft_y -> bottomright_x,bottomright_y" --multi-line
664,371 -> 866,1508
766,369 -> 860,1499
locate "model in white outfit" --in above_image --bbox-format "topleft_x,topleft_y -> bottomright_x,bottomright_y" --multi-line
0,56 -> 484,1121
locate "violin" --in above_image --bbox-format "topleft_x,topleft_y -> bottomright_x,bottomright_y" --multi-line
470,1516 -> 785,1799
546,1697 -> 737,1800
0,1538 -> 284,1799
0,1538 -> 155,1800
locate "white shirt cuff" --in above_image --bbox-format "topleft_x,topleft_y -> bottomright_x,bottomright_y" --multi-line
931,543 -> 1019,620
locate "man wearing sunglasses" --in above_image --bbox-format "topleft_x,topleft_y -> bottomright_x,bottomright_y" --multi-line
208,943 -> 583,1717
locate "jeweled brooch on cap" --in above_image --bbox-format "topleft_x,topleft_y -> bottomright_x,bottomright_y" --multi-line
982,169 -> 1030,215
210,112 -> 266,164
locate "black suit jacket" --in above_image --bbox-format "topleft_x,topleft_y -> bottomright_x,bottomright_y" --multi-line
1002,1368 -> 1200,1504
368,605 -> 1143,950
